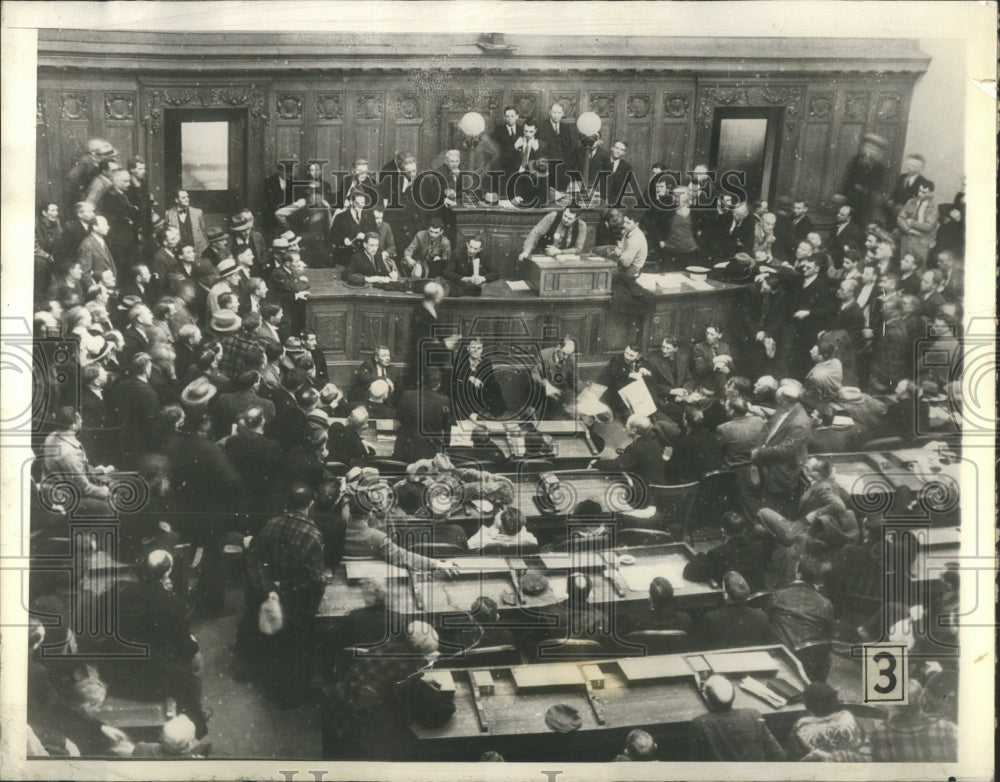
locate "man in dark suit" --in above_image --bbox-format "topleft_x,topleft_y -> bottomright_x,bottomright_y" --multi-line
349,345 -> 400,404
223,405 -> 284,528
263,163 -> 294,236
534,102 -> 579,192
887,154 -> 930,218
120,302 -> 155,362
695,571 -> 777,651
331,191 -> 377,266
509,118 -> 549,205
619,577 -> 693,637
100,169 -> 141,270
606,139 -> 634,207
56,201 -> 96,265
790,256 -> 837,379
490,105 -> 523,186
521,572 -> 611,659
229,210 -> 269,278
76,215 -> 118,287
268,253 -> 311,333
166,189 -> 209,258
78,363 -> 114,468
594,414 -> 666,490
107,352 -> 162,468
579,136 -> 613,196
715,201 -> 756,261
644,337 -> 692,415
348,233 -> 398,282
451,336 -> 505,421
683,512 -> 769,592
826,204 -> 863,269
445,424 -> 507,470
443,234 -> 497,295
393,367 -> 452,463
326,406 -> 374,465
213,370 -> 276,436
599,343 -> 652,418
789,200 -> 815,244
751,381 -> 812,517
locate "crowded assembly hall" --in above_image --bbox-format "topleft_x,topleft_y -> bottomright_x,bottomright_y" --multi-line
23,31 -> 964,763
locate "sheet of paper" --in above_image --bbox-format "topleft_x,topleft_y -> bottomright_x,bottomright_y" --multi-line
506,279 -> 531,291
345,560 -> 408,581
618,379 -> 658,418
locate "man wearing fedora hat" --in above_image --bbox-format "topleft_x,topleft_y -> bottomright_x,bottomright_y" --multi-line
207,307 -> 242,341
229,209 -> 267,273
107,352 -> 162,468
66,138 -> 117,207
268,253 -> 311,333
206,257 -> 241,316
201,226 -> 231,269
218,313 -> 263,379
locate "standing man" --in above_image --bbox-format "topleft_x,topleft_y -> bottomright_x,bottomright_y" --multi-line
535,102 -> 579,192
268,253 -> 311,333
126,157 -> 157,255
887,153 -> 930,218
76,215 -> 117,287
606,140 -> 633,207
510,117 -> 549,205
229,209 -> 268,276
897,181 -> 939,265
826,204 -> 863,269
790,200 -> 815,244
340,158 -> 376,206
166,190 -> 208,258
751,380 -> 812,517
331,190 -> 377,266
490,105 -> 523,189
238,484 -> 325,707
100,169 -> 141,270
519,206 -> 588,261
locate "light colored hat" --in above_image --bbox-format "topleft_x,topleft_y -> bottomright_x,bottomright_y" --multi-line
216,258 -> 239,278
160,715 -> 197,754
210,309 -> 242,334
406,620 -> 439,656
838,386 -> 863,402
180,377 -> 217,407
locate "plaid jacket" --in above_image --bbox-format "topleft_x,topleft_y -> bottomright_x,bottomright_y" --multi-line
246,512 -> 324,622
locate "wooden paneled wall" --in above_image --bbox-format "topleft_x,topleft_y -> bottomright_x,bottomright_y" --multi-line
36,70 -> 917,221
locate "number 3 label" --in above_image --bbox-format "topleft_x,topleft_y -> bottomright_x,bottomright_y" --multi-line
864,643 -> 909,704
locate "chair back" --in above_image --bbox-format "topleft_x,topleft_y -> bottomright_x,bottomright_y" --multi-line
648,482 -> 699,538
480,542 -> 539,556
364,458 -> 410,476
615,527 -> 674,547
407,541 -> 466,559
435,644 -> 522,669
324,460 -> 349,477
689,470 -> 739,541
623,630 -> 690,655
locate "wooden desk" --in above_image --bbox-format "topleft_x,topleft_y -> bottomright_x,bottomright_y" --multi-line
453,205 -> 602,280
304,269 -> 746,387
316,543 -> 721,624
406,645 -> 808,761
446,419 -> 607,468
821,449 -> 961,529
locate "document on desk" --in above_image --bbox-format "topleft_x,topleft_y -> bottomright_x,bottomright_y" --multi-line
506,279 -> 531,292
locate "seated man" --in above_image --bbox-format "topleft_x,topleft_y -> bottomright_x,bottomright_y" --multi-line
767,557 -> 835,682
443,234 -> 497,295
689,675 -> 786,761
620,577 -> 693,636
690,324 -> 734,395
402,217 -> 451,280
518,206 -> 588,262
349,345 -> 399,405
787,681 -> 866,761
870,680 -> 957,763
326,405 -> 375,465
694,571 -> 777,650
107,550 -> 208,737
364,379 -> 395,420
522,572 -> 611,658
683,511 -> 769,592
593,413 -> 666,492
613,729 -> 659,762
598,342 -> 652,418
452,336 -> 506,420
348,232 -> 398,282
467,506 -> 538,551
530,335 -> 578,420
446,423 -> 507,470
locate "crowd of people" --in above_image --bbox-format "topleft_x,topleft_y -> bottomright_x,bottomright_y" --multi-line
25,114 -> 963,761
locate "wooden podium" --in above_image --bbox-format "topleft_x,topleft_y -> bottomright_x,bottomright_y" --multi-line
524,254 -> 616,298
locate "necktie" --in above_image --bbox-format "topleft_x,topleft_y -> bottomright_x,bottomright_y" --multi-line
916,200 -> 926,224
509,126 -> 515,136
521,141 -> 531,168
612,160 -> 619,173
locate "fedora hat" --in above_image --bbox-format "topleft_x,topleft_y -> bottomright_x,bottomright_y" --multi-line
544,704 -> 582,733
206,226 -> 228,243
230,212 -> 253,232
80,336 -> 112,366
271,237 -> 289,250
280,230 -> 301,247
210,309 -> 242,334
117,294 -> 143,312
180,377 -> 217,407
216,258 -> 239,278
283,336 -> 305,355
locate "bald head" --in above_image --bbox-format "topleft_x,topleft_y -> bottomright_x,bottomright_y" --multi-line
406,620 -> 439,656
703,675 -> 735,711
